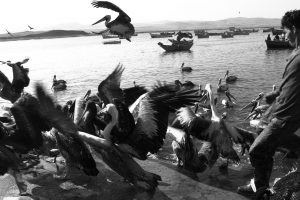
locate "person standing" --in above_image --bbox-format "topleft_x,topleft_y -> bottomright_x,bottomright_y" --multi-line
237,9 -> 300,197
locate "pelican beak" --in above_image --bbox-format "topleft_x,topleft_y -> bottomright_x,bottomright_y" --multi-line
245,111 -> 259,120
83,90 -> 91,101
241,101 -> 255,111
126,37 -> 131,42
92,16 -> 106,26
198,91 -> 208,103
225,90 -> 237,103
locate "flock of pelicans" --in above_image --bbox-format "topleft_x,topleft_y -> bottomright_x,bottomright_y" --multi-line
1,1 -> 299,200
0,57 -> 297,199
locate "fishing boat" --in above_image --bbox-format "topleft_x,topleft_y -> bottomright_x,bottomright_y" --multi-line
158,40 -> 193,52
150,32 -> 175,38
102,40 -> 121,45
102,34 -> 119,39
265,39 -> 293,49
194,30 -> 209,38
272,29 -> 285,35
221,31 -> 234,38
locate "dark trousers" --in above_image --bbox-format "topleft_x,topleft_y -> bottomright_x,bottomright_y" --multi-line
249,117 -> 300,189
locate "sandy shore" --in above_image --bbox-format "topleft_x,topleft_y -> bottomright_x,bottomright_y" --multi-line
0,151 -> 250,200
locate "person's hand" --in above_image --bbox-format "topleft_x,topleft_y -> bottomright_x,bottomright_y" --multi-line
105,104 -> 119,126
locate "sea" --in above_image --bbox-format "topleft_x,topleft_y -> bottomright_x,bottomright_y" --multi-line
0,31 -> 297,195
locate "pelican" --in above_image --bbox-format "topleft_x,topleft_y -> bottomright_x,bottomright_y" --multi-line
217,78 -> 228,92
91,1 -> 135,42
240,92 -> 264,111
96,64 -> 199,160
0,58 -> 30,103
175,80 -> 195,89
224,70 -> 237,83
175,31 -> 193,41
221,90 -> 237,108
28,25 -> 34,30
180,62 -> 193,72
36,83 -> 162,191
175,84 -> 249,165
167,126 -> 217,173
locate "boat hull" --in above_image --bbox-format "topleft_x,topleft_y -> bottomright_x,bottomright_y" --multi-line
150,32 -> 175,38
158,40 -> 193,52
265,40 -> 293,49
102,40 -> 121,45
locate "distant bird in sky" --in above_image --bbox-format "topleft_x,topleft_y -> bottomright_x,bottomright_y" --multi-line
28,25 -> 34,30
6,30 -> 14,37
91,1 -> 135,42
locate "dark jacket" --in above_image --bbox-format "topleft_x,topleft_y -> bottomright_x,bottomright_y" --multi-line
274,49 -> 300,121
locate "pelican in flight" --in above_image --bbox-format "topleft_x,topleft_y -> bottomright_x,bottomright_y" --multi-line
28,25 -> 34,30
224,70 -> 237,83
91,1 -> 135,42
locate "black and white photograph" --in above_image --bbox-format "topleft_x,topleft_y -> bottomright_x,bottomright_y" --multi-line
0,1 -> 300,199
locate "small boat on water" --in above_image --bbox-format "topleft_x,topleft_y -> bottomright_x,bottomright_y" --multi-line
272,28 -> 285,35
158,39 -> 193,52
102,34 -> 119,39
208,32 -> 222,36
194,30 -> 209,38
265,39 -> 293,49
221,31 -> 234,38
229,27 -> 250,35
150,32 -> 175,38
102,40 -> 121,45
263,27 -> 274,32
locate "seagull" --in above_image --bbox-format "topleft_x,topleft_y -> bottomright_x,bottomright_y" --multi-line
91,1 -> 135,42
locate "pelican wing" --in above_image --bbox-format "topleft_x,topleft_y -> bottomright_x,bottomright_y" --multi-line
0,71 -> 13,101
98,63 -> 124,105
128,83 -> 199,159
91,1 -> 131,22
35,83 -> 78,136
122,85 -> 148,107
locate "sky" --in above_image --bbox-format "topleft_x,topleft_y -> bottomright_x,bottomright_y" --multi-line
1,0 -> 299,33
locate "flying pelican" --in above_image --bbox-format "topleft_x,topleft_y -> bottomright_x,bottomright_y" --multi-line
91,1 -> 135,42
224,70 -> 237,83
28,25 -> 34,30
0,58 -> 30,103
36,83 -> 162,191
6,30 -> 14,37
180,62 -> 193,72
217,78 -> 228,92
96,64 -> 199,160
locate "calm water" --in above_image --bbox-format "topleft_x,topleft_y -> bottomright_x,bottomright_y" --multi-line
0,32 -> 295,195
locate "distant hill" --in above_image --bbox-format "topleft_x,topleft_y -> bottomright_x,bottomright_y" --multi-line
0,30 -> 91,42
134,17 -> 281,32
0,17 -> 281,41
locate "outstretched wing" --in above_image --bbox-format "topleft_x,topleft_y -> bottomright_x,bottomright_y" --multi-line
91,1 -> 131,22
123,85 -> 148,107
98,63 -> 124,105
35,83 -> 78,136
128,83 -> 199,159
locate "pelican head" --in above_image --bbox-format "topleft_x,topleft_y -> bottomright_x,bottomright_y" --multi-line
92,15 -> 111,26
218,78 -> 222,85
181,62 -> 185,68
272,85 -> 276,91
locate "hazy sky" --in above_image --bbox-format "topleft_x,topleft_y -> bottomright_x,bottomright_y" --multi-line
1,0 -> 299,32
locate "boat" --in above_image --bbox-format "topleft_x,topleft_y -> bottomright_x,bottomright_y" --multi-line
265,39 -> 293,49
208,32 -> 222,36
150,32 -> 175,38
158,40 -> 193,52
194,30 -> 209,38
119,33 -> 138,39
263,27 -> 274,32
229,27 -> 250,35
102,34 -> 119,39
272,29 -> 285,35
221,31 -> 234,38
102,40 -> 121,45
265,39 -> 294,49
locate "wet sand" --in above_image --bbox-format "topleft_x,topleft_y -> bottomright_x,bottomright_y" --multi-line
0,150 -> 250,200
